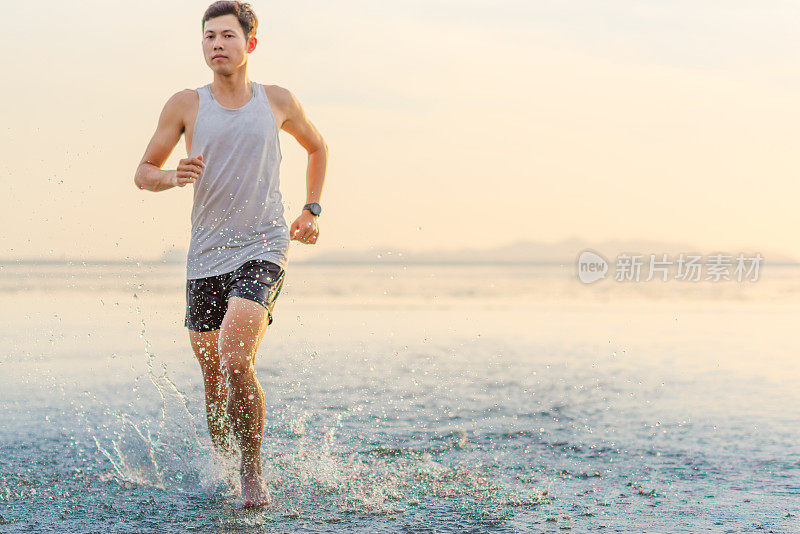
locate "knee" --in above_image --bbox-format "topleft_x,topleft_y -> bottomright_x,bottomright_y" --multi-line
220,352 -> 252,381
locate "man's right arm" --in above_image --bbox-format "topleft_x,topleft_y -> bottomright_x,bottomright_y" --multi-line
134,91 -> 189,192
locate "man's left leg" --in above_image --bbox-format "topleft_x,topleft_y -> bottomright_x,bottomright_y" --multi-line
218,295 -> 271,506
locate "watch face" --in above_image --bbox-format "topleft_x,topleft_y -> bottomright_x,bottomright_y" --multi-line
310,203 -> 321,216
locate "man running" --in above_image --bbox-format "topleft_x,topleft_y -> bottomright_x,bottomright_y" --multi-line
133,0 -> 328,508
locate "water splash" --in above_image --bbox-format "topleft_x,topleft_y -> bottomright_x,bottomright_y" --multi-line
90,276 -> 238,500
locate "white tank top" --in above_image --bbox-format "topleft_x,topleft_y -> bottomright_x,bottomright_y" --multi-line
186,81 -> 289,279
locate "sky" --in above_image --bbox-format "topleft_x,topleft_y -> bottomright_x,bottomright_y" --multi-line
1,0 -> 799,262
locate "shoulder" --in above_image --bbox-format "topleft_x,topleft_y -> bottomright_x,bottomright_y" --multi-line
160,89 -> 197,119
164,88 -> 197,108
161,89 -> 199,127
259,84 -> 326,150
262,84 -> 294,107
262,84 -> 303,114
261,84 -> 301,128
152,89 -> 196,130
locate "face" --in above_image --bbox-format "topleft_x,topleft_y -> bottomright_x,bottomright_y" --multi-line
202,14 -> 256,71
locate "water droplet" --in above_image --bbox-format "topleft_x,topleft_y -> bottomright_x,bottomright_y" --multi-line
248,394 -> 255,400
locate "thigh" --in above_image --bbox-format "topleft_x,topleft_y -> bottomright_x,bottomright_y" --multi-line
217,260 -> 285,366
225,260 -> 286,327
218,296 -> 271,369
185,273 -> 228,332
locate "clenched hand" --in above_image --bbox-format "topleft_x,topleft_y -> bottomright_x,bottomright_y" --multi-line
290,210 -> 319,244
173,154 -> 206,187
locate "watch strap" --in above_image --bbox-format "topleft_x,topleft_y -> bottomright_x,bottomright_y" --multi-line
303,202 -> 322,216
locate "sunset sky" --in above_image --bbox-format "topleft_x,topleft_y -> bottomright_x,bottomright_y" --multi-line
2,0 -> 798,262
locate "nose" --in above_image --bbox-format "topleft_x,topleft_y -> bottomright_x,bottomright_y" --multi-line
211,36 -> 225,50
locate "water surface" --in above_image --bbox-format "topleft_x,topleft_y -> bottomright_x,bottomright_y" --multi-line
1,262 -> 798,532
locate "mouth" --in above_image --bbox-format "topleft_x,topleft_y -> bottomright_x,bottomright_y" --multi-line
212,55 -> 227,60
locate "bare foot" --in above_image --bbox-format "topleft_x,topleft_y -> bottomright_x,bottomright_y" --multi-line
241,469 -> 270,508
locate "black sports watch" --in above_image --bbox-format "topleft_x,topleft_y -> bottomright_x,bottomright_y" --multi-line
303,202 -> 322,217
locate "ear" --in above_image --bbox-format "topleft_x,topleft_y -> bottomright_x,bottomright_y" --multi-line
248,36 -> 257,53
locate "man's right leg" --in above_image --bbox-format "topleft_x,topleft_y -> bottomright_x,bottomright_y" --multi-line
189,328 -> 235,456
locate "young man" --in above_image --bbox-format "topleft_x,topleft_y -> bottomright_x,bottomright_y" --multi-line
133,1 -> 328,508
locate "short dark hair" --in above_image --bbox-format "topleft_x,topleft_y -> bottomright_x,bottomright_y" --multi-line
202,1 -> 258,40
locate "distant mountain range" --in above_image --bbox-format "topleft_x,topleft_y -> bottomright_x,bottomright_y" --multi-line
291,238 -> 797,264
3,239 -> 796,265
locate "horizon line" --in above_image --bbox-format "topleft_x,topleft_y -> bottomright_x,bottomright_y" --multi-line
1,259 -> 799,267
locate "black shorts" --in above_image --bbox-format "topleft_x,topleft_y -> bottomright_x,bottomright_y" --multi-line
184,259 -> 286,332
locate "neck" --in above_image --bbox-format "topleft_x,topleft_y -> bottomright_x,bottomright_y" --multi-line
211,72 -> 252,98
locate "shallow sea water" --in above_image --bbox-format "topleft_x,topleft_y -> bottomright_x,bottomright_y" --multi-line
0,261 -> 798,533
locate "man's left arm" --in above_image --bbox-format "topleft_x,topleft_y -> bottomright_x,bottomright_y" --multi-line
276,87 -> 328,245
